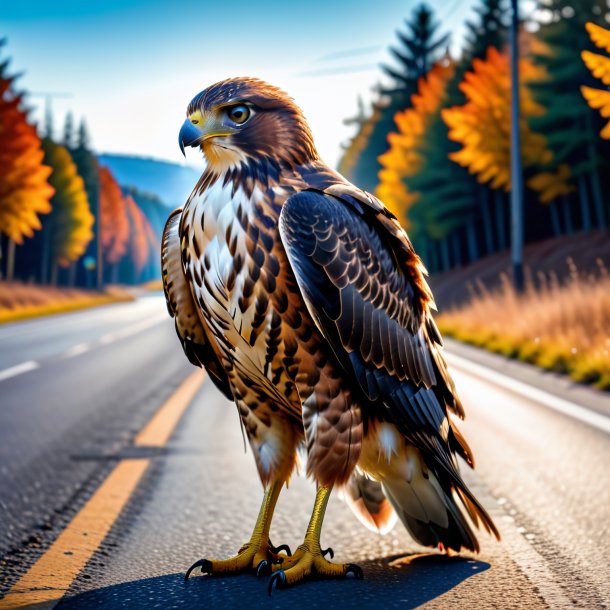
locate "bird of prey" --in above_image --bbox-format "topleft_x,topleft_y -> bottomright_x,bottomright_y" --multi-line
163,77 -> 499,592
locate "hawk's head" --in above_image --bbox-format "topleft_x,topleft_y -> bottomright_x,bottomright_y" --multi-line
179,77 -> 318,171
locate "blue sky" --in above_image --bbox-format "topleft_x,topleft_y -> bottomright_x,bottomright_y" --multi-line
1,0 -> 478,168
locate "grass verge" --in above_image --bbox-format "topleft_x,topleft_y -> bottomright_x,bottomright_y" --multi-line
0,282 -> 134,324
436,258 -> 610,391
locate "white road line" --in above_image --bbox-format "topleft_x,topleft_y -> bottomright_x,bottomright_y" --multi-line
0,360 -> 40,382
98,315 -> 167,345
63,342 -> 92,359
445,351 -> 610,435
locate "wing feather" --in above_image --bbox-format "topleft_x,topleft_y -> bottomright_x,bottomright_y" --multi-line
278,187 -> 471,471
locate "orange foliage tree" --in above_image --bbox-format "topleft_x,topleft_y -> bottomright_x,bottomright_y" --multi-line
40,139 -> 94,283
442,47 -> 552,191
98,166 -> 129,278
124,195 -> 151,281
376,62 -> 454,224
0,43 -> 54,278
581,22 -> 610,139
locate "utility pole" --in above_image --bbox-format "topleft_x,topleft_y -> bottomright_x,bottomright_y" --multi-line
510,0 -> 525,292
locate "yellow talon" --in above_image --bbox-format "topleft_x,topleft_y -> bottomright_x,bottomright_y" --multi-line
185,481 -> 289,579
268,485 -> 364,593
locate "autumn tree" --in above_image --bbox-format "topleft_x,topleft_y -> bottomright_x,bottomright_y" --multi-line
443,48 -> 555,252
39,139 -> 94,284
376,62 -> 454,226
98,165 -> 129,282
581,22 -> 610,138
123,195 -> 150,282
530,0 -> 610,230
0,42 -> 54,279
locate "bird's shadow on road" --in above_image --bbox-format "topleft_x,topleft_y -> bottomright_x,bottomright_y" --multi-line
48,552 -> 489,609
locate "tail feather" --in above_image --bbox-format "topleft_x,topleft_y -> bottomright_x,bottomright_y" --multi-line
343,471 -> 397,535
379,447 -> 500,553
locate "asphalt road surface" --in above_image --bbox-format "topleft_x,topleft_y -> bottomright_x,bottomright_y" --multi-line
0,295 -> 608,609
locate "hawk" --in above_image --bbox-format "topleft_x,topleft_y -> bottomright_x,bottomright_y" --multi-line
163,77 -> 499,592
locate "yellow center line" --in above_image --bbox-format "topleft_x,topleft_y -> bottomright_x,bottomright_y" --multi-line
0,370 -> 206,610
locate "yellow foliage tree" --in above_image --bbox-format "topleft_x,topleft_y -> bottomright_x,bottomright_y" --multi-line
581,22 -> 610,138
442,47 -> 552,191
376,62 -> 454,224
41,139 -> 94,281
0,46 -> 54,277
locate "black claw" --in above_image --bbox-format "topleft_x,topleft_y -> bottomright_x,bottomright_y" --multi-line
321,547 -> 334,559
256,559 -> 271,576
345,563 -> 364,580
268,570 -> 286,596
185,558 -> 213,581
268,540 -> 292,556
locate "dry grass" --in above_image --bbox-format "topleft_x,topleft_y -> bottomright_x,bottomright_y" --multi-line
436,258 -> 610,391
0,281 -> 134,324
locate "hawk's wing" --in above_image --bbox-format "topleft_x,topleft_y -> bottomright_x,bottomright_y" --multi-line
278,185 -> 473,476
162,208 -> 232,400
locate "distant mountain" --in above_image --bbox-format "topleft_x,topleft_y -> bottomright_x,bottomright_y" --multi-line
97,153 -> 201,207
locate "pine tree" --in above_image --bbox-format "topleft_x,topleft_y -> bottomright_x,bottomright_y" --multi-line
39,138 -> 94,283
71,118 -> 101,287
338,3 -> 448,192
530,0 -> 610,230
0,42 -> 54,279
63,112 -> 74,149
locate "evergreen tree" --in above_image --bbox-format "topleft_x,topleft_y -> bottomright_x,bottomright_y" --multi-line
71,118 -> 101,287
339,3 -> 448,192
530,0 -> 610,230
63,112 -> 74,149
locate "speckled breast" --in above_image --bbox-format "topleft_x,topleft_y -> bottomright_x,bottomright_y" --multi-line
180,177 -> 308,414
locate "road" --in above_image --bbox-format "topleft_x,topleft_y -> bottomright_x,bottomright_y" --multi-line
0,295 -> 609,609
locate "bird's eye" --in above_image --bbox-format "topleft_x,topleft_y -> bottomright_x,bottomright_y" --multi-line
226,104 -> 251,125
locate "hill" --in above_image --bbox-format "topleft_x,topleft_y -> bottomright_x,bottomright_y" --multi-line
429,230 -> 610,310
97,153 -> 200,207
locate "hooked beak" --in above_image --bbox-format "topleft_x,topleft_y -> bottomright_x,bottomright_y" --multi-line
178,119 -> 203,157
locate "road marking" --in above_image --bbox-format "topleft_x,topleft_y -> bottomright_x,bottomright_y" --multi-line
135,370 -> 204,447
0,360 -> 39,382
98,314 -> 166,345
445,351 -> 610,435
0,369 -> 206,609
63,342 -> 92,359
0,459 -> 150,609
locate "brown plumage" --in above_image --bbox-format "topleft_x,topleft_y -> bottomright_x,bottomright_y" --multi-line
165,77 -> 499,588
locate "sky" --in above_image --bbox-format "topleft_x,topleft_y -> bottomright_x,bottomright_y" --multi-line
1,0 -> 479,170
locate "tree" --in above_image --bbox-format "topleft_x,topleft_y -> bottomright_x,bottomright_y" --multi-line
98,165 -> 129,281
0,42 -> 54,279
123,195 -> 150,282
338,3 -> 448,192
63,112 -> 74,149
39,139 -> 94,283
581,22 -> 610,139
443,48 -> 551,191
463,0 -> 509,62
530,0 -> 610,230
376,62 -> 454,224
70,118 -> 101,287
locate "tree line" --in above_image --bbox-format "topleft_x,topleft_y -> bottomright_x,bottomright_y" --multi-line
0,39 -> 162,287
338,0 -> 610,274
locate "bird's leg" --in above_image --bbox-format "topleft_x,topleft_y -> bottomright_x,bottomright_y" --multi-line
185,480 -> 290,580
268,484 -> 363,593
